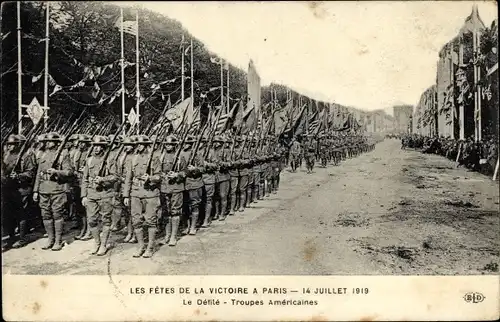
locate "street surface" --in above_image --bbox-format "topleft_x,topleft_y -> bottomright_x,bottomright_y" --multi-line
2,139 -> 499,275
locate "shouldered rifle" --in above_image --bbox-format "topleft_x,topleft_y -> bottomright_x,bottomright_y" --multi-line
188,121 -> 210,166
203,107 -> 223,160
12,119 -> 45,173
97,119 -> 127,177
171,123 -> 191,172
51,107 -> 90,169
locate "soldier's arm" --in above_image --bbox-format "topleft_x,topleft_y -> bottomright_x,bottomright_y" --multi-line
122,160 -> 133,198
57,153 -> 74,178
18,152 -> 36,182
33,160 -> 42,193
102,157 -> 119,185
80,159 -> 90,198
148,158 -> 162,184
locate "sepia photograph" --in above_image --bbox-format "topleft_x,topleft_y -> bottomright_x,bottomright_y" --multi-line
1,1 -> 498,321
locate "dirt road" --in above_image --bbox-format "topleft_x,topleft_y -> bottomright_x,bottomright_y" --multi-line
3,139 -> 498,275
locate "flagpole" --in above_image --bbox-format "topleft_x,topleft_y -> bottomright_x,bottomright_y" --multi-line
135,10 -> 140,134
120,8 -> 125,125
226,64 -> 230,114
181,34 -> 185,101
17,1 -> 23,134
190,37 -> 194,107
42,2 -> 49,130
475,27 -> 482,142
451,43 -> 456,140
220,59 -> 224,109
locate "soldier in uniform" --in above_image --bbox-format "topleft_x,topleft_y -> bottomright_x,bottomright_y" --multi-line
213,136 -> 230,220
107,134 -> 124,232
33,132 -> 73,251
304,135 -> 316,174
178,135 -> 204,235
237,136 -> 251,212
1,134 -> 36,249
115,135 -> 137,243
159,135 -> 185,246
71,134 -> 92,240
123,135 -> 162,258
289,137 -> 301,172
228,136 -> 242,215
160,135 -> 185,246
247,138 -> 259,204
80,136 -> 119,256
200,137 -> 217,227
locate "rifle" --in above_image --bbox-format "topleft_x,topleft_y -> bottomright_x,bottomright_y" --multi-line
51,107 -> 90,169
188,121 -> 210,166
145,117 -> 171,175
171,124 -> 191,172
12,119 -> 46,173
97,119 -> 128,177
203,107 -> 223,159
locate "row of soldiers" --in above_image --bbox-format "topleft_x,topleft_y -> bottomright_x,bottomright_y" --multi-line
1,132 -> 287,258
286,133 -> 377,173
400,134 -> 498,175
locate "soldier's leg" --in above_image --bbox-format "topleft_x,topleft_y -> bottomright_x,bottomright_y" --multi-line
39,194 -> 55,250
202,184 -> 215,227
96,197 -> 113,256
131,197 -> 146,258
142,196 -> 160,258
238,175 -> 249,211
229,176 -> 238,215
218,180 -> 230,221
86,199 -> 101,255
2,195 -> 17,249
213,183 -> 221,220
160,193 -> 170,244
188,188 -> 202,235
247,174 -> 255,204
110,195 -> 122,232
75,187 -> 88,239
12,194 -> 30,248
51,192 -> 67,251
168,192 -> 183,246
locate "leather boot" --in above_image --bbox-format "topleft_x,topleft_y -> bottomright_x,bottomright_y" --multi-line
41,220 -> 55,250
12,220 -> 28,248
238,190 -> 246,212
189,208 -> 199,235
168,216 -> 180,246
80,216 -> 92,240
201,201 -> 212,228
123,220 -> 133,242
96,225 -> 111,256
51,219 -> 64,251
89,226 -> 101,255
75,216 -> 87,240
133,228 -> 145,257
163,218 -> 171,244
142,227 -> 157,258
110,208 -> 121,232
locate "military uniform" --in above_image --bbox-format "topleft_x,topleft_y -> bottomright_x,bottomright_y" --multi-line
214,137 -> 231,220
1,134 -> 36,249
178,136 -> 204,235
289,139 -> 301,172
237,139 -> 251,212
81,136 -> 118,256
228,138 -> 242,215
123,135 -> 162,258
33,132 -> 73,251
159,136 -> 184,246
71,134 -> 91,240
201,140 -> 217,227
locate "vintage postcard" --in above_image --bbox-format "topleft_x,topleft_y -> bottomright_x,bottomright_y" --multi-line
1,1 -> 499,321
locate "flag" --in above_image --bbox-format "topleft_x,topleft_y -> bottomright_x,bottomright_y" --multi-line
210,57 -> 222,64
274,107 -> 288,135
32,72 -> 43,83
247,59 -> 261,126
49,84 -> 63,97
184,45 -> 191,56
91,82 -> 101,99
164,97 -> 192,132
122,20 -> 138,36
188,108 -> 201,135
215,101 -> 238,134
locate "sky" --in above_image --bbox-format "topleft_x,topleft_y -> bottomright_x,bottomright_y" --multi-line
117,1 -> 498,113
